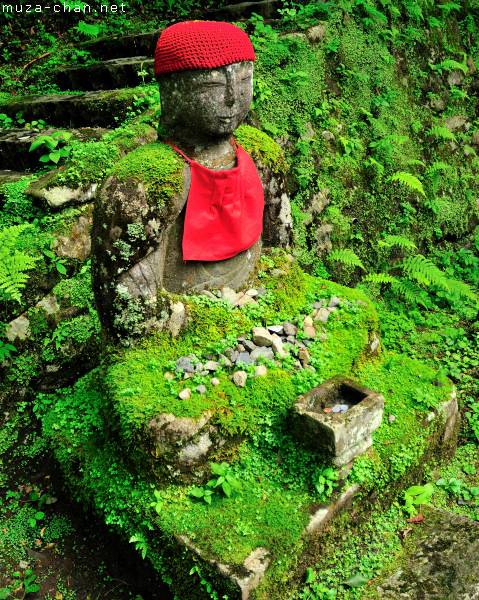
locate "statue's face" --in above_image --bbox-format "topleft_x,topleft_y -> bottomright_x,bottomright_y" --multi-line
159,61 -> 254,140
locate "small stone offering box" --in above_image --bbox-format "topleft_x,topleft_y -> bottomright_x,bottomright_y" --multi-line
292,376 -> 384,467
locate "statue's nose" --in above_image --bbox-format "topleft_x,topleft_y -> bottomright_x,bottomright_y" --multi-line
224,82 -> 235,107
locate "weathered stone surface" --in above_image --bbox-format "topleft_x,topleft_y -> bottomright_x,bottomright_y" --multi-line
176,355 -> 194,373
250,346 -> 274,362
168,302 -> 186,337
6,315 -> 31,342
54,57 -> 155,92
315,222 -> 334,255
221,287 -> 238,305
283,322 -> 297,336
0,88 -> 150,128
79,29 -> 162,60
306,24 -> 326,44
444,114 -> 469,133
236,352 -> 253,366
377,508 -> 479,600
178,388 -> 191,400
52,209 -> 93,260
315,308 -> 330,324
271,334 -> 286,358
254,365 -> 268,377
233,370 -> 248,387
252,327 -> 273,347
0,170 -> 28,188
292,376 -> 385,467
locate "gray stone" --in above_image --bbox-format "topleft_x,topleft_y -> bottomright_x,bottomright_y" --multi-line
271,334 -> 286,358
283,322 -> 297,336
195,362 -> 204,372
6,315 -> 31,342
54,57 -> 155,92
444,115 -> 469,133
388,414 -> 396,423
200,290 -> 216,298
176,356 -> 195,373
169,302 -> 186,337
245,288 -> 258,297
254,365 -> 268,377
210,377 -> 220,386
306,24 -> 326,44
303,325 -> 316,339
447,70 -> 464,87
204,360 -> 221,372
292,376 -> 385,467
370,334 -> 380,353
315,223 -> 334,255
322,130 -> 335,142
310,188 -> 330,215
233,371 -> 248,387
251,346 -> 274,362
196,385 -> 207,395
315,308 -> 330,324
52,211 -> 93,258
218,354 -> 232,367
267,325 -> 284,335
328,296 -> 341,307
298,348 -> 310,366
251,327 -> 273,347
221,287 -> 238,305
243,340 -> 257,352
178,388 -> 191,400
377,508 -> 479,600
36,294 -> 60,315
235,352 -> 253,366
237,294 -> 256,307
286,335 -> 296,345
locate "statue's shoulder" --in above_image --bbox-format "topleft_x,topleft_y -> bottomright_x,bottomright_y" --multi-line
106,140 -> 185,209
234,124 -> 287,174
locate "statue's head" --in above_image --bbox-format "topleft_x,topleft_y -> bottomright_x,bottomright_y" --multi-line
154,21 -> 255,143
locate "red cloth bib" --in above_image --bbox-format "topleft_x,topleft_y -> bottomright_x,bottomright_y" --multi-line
165,142 -> 264,261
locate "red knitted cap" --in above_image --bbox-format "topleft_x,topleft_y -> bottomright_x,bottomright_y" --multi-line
154,21 -> 255,76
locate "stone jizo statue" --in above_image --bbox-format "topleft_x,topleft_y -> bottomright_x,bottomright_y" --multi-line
92,21 -> 292,342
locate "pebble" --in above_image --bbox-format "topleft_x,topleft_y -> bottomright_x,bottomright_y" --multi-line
251,346 -> 274,362
286,335 -> 296,345
298,348 -> 310,366
218,354 -> 232,367
210,377 -> 220,386
233,371 -> 248,387
243,339 -> 257,352
200,290 -> 215,298
267,324 -> 284,335
254,365 -> 268,377
236,352 -> 253,366
388,414 -> 396,423
235,343 -> 246,352
204,360 -> 221,372
195,362 -> 204,372
303,325 -> 316,339
283,322 -> 297,336
164,371 -> 174,380
221,287 -> 237,304
303,316 -> 314,328
318,333 -> 328,343
251,327 -> 273,347
183,372 -> 194,380
327,306 -> 338,313
237,294 -> 256,306
176,356 -> 195,373
328,296 -> 341,307
196,385 -> 207,395
246,288 -> 258,297
315,308 -> 330,324
179,388 -> 191,400
271,333 -> 286,358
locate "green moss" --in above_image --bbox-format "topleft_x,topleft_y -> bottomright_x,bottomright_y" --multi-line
234,124 -> 287,172
111,141 -> 183,207
106,121 -> 157,154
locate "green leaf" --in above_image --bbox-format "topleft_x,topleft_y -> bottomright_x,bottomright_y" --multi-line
39,155 -> 51,163
56,262 -> 67,275
305,567 -> 317,584
343,574 -> 369,587
29,138 -> 45,152
222,481 -> 232,497
49,150 -> 62,164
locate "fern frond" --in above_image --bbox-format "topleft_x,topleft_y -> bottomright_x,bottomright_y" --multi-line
407,159 -> 426,168
426,126 -> 456,141
426,161 -> 450,174
381,235 -> 417,249
363,273 -> 397,284
392,278 -> 429,306
0,225 -> 37,303
329,249 -> 365,270
388,171 -> 426,196
436,59 -> 467,75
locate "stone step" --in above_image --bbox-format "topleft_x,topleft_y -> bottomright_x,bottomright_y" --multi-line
0,127 -> 108,171
205,0 -> 280,21
78,29 -> 162,60
0,170 -> 29,189
54,57 -> 155,92
0,87 -> 150,128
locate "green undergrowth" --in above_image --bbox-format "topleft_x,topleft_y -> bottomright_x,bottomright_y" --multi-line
37,260 -> 458,599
